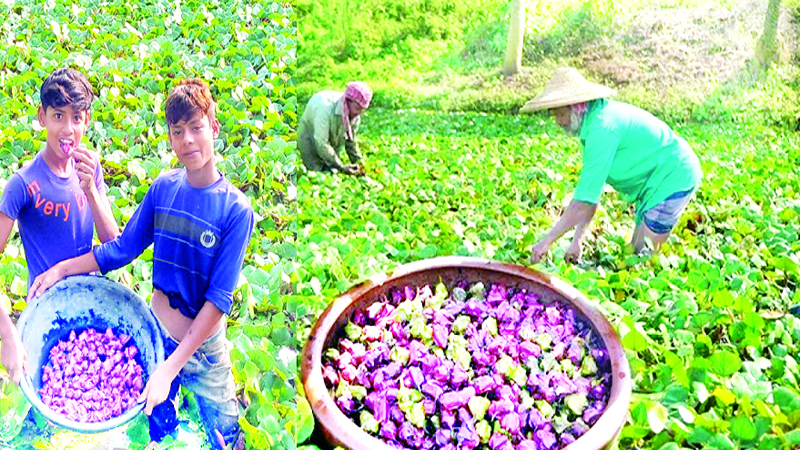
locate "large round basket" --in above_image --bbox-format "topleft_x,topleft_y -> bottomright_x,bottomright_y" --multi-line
301,257 -> 631,450
16,274 -> 164,433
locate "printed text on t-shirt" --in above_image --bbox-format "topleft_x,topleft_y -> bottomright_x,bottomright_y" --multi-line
26,180 -> 86,222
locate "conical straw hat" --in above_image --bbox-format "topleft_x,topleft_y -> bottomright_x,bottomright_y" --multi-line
519,67 -> 616,113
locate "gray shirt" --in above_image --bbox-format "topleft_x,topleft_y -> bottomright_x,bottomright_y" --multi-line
298,90 -> 362,171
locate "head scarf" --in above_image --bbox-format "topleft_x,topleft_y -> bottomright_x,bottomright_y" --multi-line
565,102 -> 588,136
342,82 -> 373,141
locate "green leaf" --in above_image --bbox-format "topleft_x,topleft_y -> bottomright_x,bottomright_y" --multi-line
126,414 -> 151,445
271,326 -> 292,346
677,405 -> 696,423
658,444 -> 680,450
729,415 -> 757,441
647,402 -> 669,434
662,384 -> 689,406
712,290 -> 735,308
775,255 -> 799,273
773,387 -> 800,414
296,397 -> 314,443
9,277 -> 26,297
621,318 -> 649,353
707,434 -> 735,450
709,351 -> 742,377
713,386 -> 737,406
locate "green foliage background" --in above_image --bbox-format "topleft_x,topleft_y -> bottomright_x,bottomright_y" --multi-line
297,0 -> 800,449
0,1 -> 298,449
298,0 -> 799,125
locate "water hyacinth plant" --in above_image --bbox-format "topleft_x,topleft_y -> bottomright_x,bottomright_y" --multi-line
322,281 -> 612,450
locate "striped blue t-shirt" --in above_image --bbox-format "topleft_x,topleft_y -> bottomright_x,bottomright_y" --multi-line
93,169 -> 254,318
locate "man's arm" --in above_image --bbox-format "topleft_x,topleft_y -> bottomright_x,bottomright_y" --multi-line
345,115 -> 363,164
565,203 -> 596,263
73,147 -> 120,242
344,139 -> 362,165
531,199 -> 597,263
139,301 -> 223,415
312,106 -> 347,170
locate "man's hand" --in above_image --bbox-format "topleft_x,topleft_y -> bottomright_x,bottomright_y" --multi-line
28,264 -> 66,300
137,362 -> 177,415
565,239 -> 582,264
342,164 -> 364,176
72,146 -> 99,193
530,240 -> 551,263
1,330 -> 27,385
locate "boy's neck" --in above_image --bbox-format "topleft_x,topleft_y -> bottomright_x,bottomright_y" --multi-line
41,146 -> 73,177
185,160 -> 221,188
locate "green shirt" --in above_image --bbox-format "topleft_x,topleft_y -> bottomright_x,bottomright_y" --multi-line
298,90 -> 362,171
574,100 -> 703,224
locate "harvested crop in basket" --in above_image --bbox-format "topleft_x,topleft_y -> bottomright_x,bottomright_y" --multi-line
39,327 -> 144,423
322,281 -> 612,450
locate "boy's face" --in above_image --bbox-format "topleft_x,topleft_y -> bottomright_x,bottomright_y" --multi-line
167,111 -> 220,173
37,105 -> 90,159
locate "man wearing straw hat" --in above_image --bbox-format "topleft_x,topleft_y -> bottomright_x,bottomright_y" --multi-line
521,67 -> 702,263
299,81 -> 373,175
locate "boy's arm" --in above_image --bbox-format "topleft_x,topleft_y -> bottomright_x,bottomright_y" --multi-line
0,174 -> 28,253
30,177 -> 159,300
0,212 -> 13,254
139,301 -> 223,415
0,188 -> 28,383
28,251 -> 100,299
0,300 -> 27,385
74,147 -> 120,242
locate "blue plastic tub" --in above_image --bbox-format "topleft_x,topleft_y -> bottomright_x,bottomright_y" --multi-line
16,274 -> 164,433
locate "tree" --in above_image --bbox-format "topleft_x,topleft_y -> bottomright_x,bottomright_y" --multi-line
754,0 -> 782,69
503,0 -> 526,77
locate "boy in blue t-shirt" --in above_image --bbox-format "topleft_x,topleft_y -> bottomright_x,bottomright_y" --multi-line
0,67 -> 119,288
0,68 -> 119,382
30,78 -> 253,450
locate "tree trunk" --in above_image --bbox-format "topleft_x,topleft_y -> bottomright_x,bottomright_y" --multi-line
755,0 -> 781,69
503,0 -> 525,77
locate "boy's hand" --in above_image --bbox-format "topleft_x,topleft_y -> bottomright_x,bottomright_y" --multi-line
72,146 -> 99,193
1,329 -> 27,385
28,264 -> 66,300
138,363 -> 177,415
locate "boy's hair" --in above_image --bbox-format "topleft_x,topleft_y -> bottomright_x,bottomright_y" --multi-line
165,78 -> 216,127
40,68 -> 95,112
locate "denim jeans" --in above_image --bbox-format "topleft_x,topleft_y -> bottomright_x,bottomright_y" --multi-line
148,315 -> 240,449
642,187 -> 697,234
